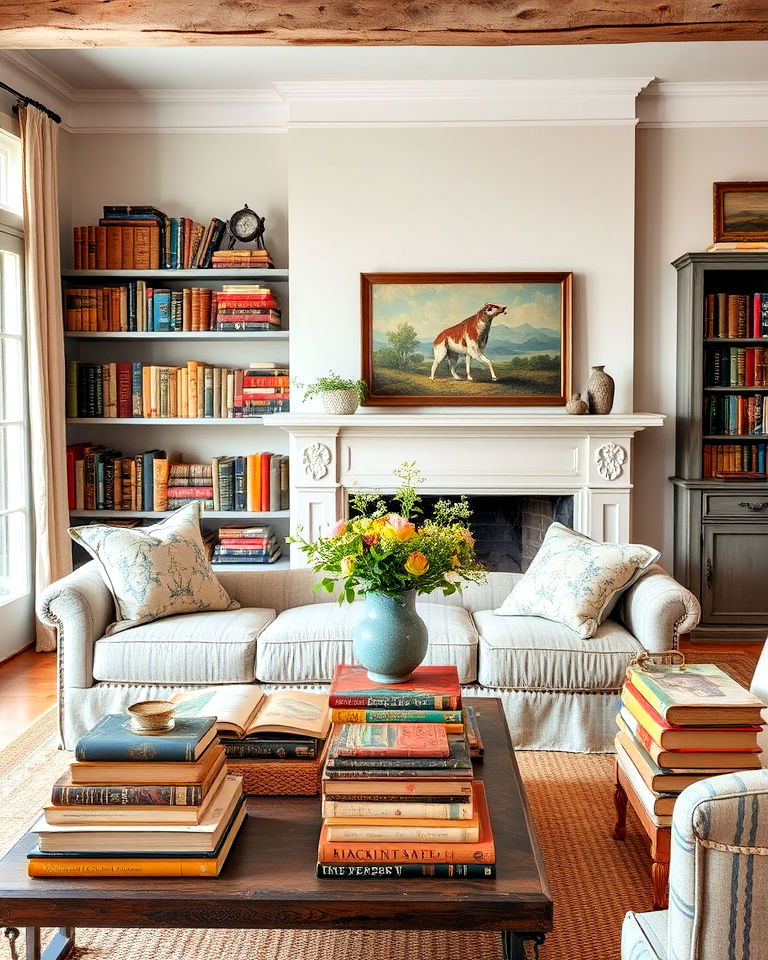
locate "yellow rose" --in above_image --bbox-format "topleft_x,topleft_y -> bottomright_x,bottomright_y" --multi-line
381,514 -> 417,542
341,556 -> 356,575
404,551 -> 429,576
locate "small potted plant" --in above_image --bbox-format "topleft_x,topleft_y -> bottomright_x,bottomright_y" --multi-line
301,371 -> 367,415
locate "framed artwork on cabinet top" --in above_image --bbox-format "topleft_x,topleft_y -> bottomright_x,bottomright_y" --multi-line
360,271 -> 572,407
714,181 -> 768,242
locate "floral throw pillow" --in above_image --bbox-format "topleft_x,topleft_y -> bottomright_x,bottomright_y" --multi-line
494,523 -> 660,639
69,502 -> 238,635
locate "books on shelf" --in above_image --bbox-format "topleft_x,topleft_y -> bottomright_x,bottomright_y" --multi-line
65,361 -> 290,419
212,250 -> 274,269
704,442 -> 767,477
212,523 -> 282,564
65,447 -> 289,513
704,292 -> 768,339
615,660 -> 766,831
704,394 -> 767,437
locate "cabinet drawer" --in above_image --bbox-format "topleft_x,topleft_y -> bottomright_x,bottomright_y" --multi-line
704,494 -> 768,518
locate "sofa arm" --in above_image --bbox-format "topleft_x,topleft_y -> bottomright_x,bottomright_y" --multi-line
36,561 -> 114,689
619,565 -> 700,653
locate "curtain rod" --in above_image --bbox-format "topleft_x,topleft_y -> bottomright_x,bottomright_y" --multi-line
0,79 -> 61,125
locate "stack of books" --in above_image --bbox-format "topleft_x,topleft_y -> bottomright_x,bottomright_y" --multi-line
173,688 -> 332,796
64,284 -> 223,332
28,715 -> 245,877
213,285 -> 282,331
616,662 -> 767,827
211,249 -> 274,270
242,363 -> 290,415
213,524 -> 282,565
317,665 -> 496,880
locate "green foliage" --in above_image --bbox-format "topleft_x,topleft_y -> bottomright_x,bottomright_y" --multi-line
299,371 -> 368,404
507,353 -> 559,371
375,322 -> 425,371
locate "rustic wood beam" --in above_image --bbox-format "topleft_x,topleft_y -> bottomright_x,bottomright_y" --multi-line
1,0 -> 768,47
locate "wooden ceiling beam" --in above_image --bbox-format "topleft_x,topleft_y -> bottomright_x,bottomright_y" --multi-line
1,1 -> 768,47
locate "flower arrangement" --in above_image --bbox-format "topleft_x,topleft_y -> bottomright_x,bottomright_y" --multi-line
291,462 -> 486,602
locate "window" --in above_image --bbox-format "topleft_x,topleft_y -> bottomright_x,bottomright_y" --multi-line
0,127 -> 22,217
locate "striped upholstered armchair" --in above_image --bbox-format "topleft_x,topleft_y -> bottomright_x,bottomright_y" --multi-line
621,768 -> 768,959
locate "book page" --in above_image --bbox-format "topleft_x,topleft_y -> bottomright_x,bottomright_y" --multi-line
249,690 -> 330,739
172,687 -> 265,737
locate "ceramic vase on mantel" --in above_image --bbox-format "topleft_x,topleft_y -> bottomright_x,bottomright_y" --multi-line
586,365 -> 615,415
321,390 -> 359,415
352,590 -> 428,683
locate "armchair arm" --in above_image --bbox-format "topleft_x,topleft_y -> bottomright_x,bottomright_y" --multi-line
619,565 -> 700,653
36,561 -> 114,689
668,769 -> 768,960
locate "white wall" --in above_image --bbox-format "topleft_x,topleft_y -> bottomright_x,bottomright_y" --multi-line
634,125 -> 768,567
288,124 -> 637,413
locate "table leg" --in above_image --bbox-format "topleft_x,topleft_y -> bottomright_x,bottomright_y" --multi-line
501,931 -> 546,960
613,764 -> 627,841
23,928 -> 75,960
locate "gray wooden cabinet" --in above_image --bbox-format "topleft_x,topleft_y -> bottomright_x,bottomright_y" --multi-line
672,252 -> 768,641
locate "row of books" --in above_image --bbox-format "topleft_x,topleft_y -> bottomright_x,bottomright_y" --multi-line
72,207 -> 228,271
211,249 -> 274,269
63,284 -> 282,333
212,524 -> 283,565
317,665 -> 494,880
703,441 -> 767,477
704,292 -> 768,339
705,393 -> 768,436
616,662 -> 765,830
66,361 -> 290,419
65,448 -> 289,513
707,347 -> 768,387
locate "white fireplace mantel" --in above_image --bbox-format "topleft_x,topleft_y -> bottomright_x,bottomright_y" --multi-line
263,412 -> 665,559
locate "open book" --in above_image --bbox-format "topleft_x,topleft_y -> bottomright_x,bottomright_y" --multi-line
172,687 -> 331,741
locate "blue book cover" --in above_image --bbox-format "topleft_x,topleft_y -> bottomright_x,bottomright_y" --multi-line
153,289 -> 171,332
760,444 -> 766,474
170,218 -> 180,269
728,395 -> 738,435
147,288 -> 154,332
75,713 -> 217,763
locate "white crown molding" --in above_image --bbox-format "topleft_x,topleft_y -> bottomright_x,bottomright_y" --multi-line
639,81 -> 768,128
0,51 -> 75,126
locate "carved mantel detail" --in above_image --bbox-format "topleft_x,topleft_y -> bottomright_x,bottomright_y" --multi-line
302,442 -> 332,480
595,442 -> 627,481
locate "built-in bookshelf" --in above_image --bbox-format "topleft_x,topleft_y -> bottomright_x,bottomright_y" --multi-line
63,267 -> 291,571
672,252 -> 768,639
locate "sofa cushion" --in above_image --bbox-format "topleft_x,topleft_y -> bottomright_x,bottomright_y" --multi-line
92,607 -> 276,684
256,601 -> 479,684
474,610 -> 642,692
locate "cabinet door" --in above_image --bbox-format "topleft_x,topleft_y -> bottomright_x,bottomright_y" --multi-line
702,523 -> 768,625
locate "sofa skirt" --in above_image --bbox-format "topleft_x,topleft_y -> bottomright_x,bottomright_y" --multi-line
61,682 -> 621,753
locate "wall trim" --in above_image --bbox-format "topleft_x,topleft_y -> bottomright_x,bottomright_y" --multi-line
638,80 -> 768,128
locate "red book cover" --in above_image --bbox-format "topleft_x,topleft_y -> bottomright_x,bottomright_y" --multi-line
116,363 -> 133,418
65,444 -> 90,510
746,349 -> 756,387
332,723 -> 450,759
219,538 -> 272,547
163,486 -> 214,498
260,453 -> 271,512
329,665 -> 461,710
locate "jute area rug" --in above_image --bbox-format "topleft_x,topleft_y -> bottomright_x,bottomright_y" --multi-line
0,710 -> 669,960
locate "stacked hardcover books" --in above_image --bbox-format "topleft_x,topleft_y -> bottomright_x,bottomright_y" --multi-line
211,249 -> 274,270
173,688 -> 332,796
28,715 -> 245,877
317,665 -> 495,879
213,285 -> 282,331
213,524 -> 282,565
616,662 -> 767,827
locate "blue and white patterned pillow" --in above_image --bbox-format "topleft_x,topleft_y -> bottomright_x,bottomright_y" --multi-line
69,502 -> 238,635
494,523 -> 660,639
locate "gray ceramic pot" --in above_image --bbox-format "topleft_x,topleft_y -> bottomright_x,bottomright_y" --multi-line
352,589 -> 428,683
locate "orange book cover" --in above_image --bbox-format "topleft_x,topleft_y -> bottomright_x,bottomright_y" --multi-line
153,458 -> 170,512
86,225 -> 96,269
260,452 -> 271,512
317,782 -> 494,864
246,454 -> 260,512
331,723 -> 450,759
95,226 -> 107,270
105,225 -> 122,271
133,226 -> 151,270
183,287 -> 192,332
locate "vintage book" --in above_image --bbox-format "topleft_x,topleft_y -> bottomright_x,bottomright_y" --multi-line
220,738 -> 317,759
75,714 -> 217,763
321,797 -> 474,820
172,686 -> 330,741
326,735 -> 471,772
329,723 -> 450,759
621,684 -> 762,750
317,782 -> 493,864
616,709 -> 761,768
317,862 -> 495,879
322,777 -> 473,798
324,809 -> 481,842
329,664 -> 461,710
323,762 -> 472,782
464,705 -> 484,760
615,741 -> 675,819
44,769 -> 228,826
34,777 -> 242,855
69,744 -> 225,786
626,663 -> 766,726
614,729 -> 736,794
51,755 -> 225,807
330,708 -> 463,725
28,805 -> 246,878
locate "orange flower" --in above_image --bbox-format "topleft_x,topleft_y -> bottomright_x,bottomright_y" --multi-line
381,514 -> 416,542
404,551 -> 429,576
329,519 -> 348,537
457,528 -> 474,546
450,554 -> 461,569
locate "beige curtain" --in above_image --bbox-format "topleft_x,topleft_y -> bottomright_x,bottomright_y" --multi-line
19,105 -> 72,651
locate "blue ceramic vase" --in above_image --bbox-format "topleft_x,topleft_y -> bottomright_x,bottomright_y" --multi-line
352,589 -> 428,684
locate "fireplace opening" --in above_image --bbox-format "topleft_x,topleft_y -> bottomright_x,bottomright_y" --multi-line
348,494 -> 573,574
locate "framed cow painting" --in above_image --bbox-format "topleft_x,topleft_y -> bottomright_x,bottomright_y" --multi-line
360,272 -> 572,406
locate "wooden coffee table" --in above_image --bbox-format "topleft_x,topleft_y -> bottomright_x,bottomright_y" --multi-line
0,698 -> 552,960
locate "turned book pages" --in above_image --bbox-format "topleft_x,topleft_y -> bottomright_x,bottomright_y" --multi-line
172,687 -> 331,740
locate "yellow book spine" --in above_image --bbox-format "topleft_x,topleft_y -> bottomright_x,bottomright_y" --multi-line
27,857 -> 222,878
142,366 -> 152,418
620,688 -> 665,745
626,670 -> 667,718
246,454 -> 259,512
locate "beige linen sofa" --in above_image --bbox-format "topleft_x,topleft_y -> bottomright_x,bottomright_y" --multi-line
38,564 -> 700,752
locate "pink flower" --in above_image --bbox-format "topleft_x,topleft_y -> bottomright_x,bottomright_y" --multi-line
380,514 -> 416,542
329,519 -> 348,538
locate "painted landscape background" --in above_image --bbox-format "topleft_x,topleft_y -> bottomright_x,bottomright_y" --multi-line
370,281 -> 563,397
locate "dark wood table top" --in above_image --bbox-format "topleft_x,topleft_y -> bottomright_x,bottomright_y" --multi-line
0,698 -> 552,934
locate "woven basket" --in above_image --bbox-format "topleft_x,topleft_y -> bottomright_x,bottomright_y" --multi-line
228,740 -> 329,796
321,390 -> 359,415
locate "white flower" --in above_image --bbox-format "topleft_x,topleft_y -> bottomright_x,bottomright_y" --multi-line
444,571 -> 461,583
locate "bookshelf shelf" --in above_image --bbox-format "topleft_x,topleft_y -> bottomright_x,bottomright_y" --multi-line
64,331 -> 289,341
704,338 -> 768,345
703,434 -> 767,440
70,509 -> 290,519
66,417 -> 269,425
704,386 -> 768,392
212,558 -> 290,572
62,269 -> 289,281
